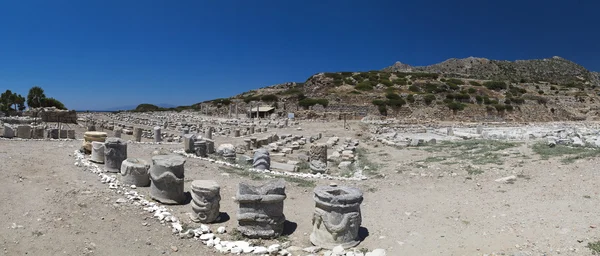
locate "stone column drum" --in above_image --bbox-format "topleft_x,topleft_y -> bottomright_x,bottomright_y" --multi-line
252,148 -> 270,171
114,128 -> 122,138
204,127 -> 213,140
235,179 -> 286,238
194,140 -> 207,157
90,141 -> 105,163
120,158 -> 151,187
104,137 -> 128,173
183,134 -> 196,153
190,180 -> 221,223
234,129 -> 240,137
154,126 -> 162,142
205,139 -> 215,154
310,185 -> 364,249
309,143 -> 328,174
133,127 -> 143,142
83,131 -> 107,153
149,154 -> 186,205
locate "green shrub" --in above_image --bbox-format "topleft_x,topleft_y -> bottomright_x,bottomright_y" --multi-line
483,81 -> 507,91
538,90 -> 544,95
393,78 -> 407,85
410,72 -> 439,80
356,81 -> 374,91
344,78 -> 356,85
406,94 -> 415,103
469,81 -> 482,86
324,73 -> 342,80
261,94 -> 278,102
385,93 -> 401,100
475,95 -> 483,104
408,85 -> 420,92
377,105 -> 387,115
424,94 -> 436,105
446,78 -> 463,86
493,104 -> 506,112
282,88 -> 302,95
379,80 -> 393,87
446,102 -> 466,112
550,85 -> 557,90
349,90 -> 361,94
387,98 -> 406,109
467,88 -> 477,94
509,86 -> 527,95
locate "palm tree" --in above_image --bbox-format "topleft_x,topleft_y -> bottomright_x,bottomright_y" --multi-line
27,86 -> 46,108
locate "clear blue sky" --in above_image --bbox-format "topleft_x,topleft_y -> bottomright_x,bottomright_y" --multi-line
0,0 -> 598,110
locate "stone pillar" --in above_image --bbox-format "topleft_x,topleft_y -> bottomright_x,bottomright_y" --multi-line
447,127 -> 454,136
190,180 -> 221,223
235,179 -> 286,238
182,127 -> 189,136
149,154 -> 186,205
204,127 -> 213,140
194,140 -> 207,157
250,137 -> 257,149
104,137 -> 127,173
67,130 -> 76,139
284,118 -> 289,127
183,134 -> 196,153
90,142 -> 105,163
235,103 -> 239,119
310,185 -> 363,249
205,139 -> 215,154
234,129 -> 240,137
3,124 -> 14,138
309,143 -> 328,174
249,125 -> 255,134
32,127 -> 44,139
114,128 -> 122,138
154,126 -> 162,142
120,158 -> 151,187
244,139 -> 252,150
228,104 -> 232,118
17,125 -> 32,139
252,148 -> 270,170
47,129 -> 58,139
133,127 -> 143,142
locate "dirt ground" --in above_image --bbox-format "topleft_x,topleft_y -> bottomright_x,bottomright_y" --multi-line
2,120 -> 600,256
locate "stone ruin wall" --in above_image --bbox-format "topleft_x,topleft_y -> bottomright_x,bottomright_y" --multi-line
24,108 -> 78,123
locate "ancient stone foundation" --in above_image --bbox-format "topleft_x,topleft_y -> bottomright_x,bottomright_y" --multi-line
252,148 -> 270,170
90,142 -> 105,163
149,154 -> 186,204
190,180 -> 221,223
120,158 -> 150,187
104,137 -> 128,173
194,140 -> 207,157
235,179 -> 286,238
310,185 -> 364,249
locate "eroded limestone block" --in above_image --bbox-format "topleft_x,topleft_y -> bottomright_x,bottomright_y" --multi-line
133,127 -> 143,142
90,141 -> 105,163
32,127 -> 44,139
190,180 -> 221,223
154,126 -> 162,142
3,124 -> 14,138
310,185 -> 363,249
205,127 -> 213,140
309,143 -> 328,174
120,158 -> 150,187
82,131 -> 107,153
205,139 -> 215,154
104,137 -> 127,173
252,148 -> 270,170
183,134 -> 196,153
149,154 -> 186,204
235,179 -> 286,238
17,125 -> 31,139
194,140 -> 207,157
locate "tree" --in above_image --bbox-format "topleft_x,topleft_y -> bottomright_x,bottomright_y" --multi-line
27,86 -> 46,108
15,94 -> 26,111
42,97 -> 66,110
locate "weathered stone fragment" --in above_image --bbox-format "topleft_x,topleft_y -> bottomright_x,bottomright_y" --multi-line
120,158 -> 150,187
133,127 -> 143,142
183,134 -> 196,153
190,180 -> 221,223
154,126 -> 162,142
310,185 -> 363,249
90,141 -> 105,163
235,179 -> 286,238
104,137 -> 128,173
194,140 -> 207,157
149,154 -> 186,204
252,148 -> 270,170
17,125 -> 31,139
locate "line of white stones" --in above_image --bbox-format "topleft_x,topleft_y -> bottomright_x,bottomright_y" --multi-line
173,150 -> 369,181
71,150 -> 291,256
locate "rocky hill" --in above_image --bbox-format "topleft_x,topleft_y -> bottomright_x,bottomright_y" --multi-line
383,56 -> 600,86
195,56 -> 600,122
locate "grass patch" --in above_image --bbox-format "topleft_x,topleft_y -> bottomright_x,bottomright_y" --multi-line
355,148 -> 383,178
531,142 -> 600,163
220,166 -> 315,187
421,140 -> 520,166
588,240 -> 600,255
282,176 -> 315,187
